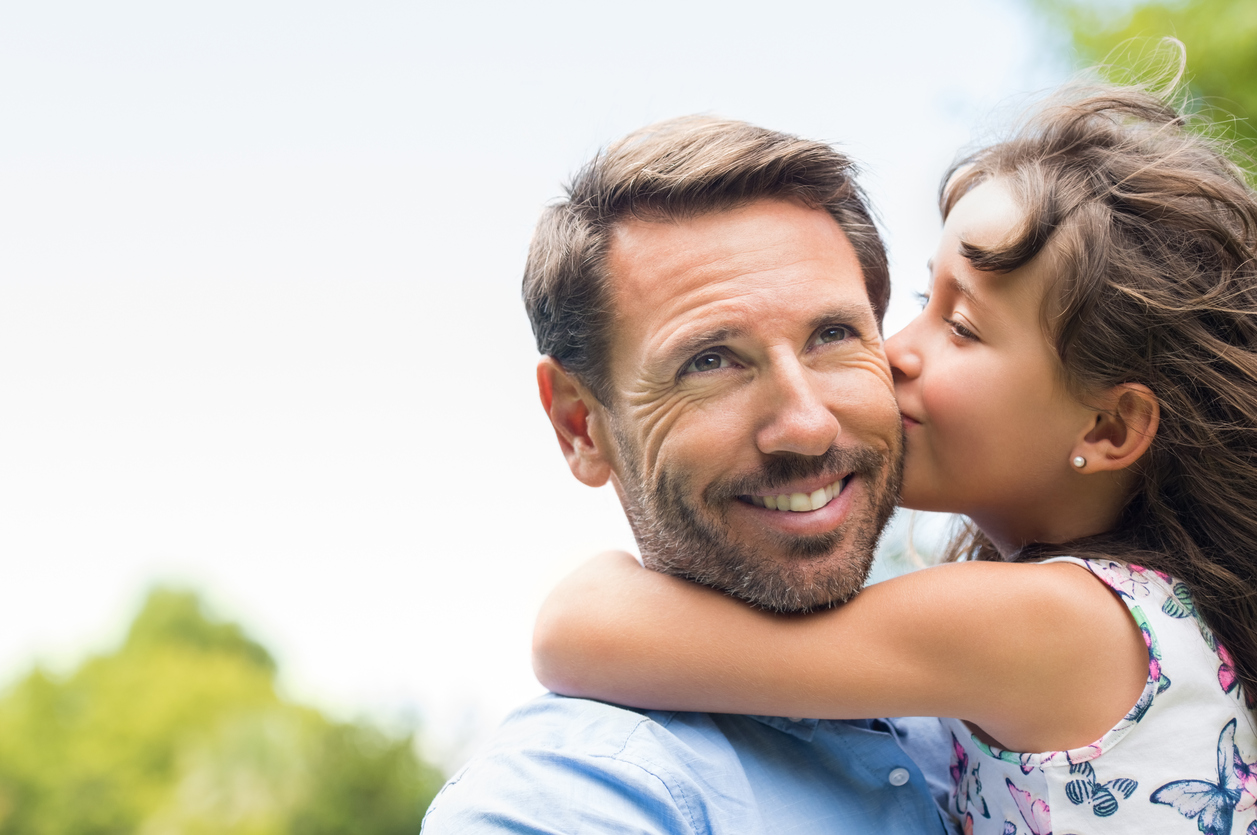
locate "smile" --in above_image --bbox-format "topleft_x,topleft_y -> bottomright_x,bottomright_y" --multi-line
744,476 -> 849,512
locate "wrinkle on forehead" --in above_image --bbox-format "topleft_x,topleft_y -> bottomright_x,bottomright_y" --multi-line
610,254 -> 833,345
606,199 -> 854,307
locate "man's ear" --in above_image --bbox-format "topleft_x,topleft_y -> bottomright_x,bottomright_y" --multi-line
1070,383 -> 1160,474
537,357 -> 614,487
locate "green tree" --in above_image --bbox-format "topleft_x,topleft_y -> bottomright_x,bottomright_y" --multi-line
1037,0 -> 1257,158
0,589 -> 444,834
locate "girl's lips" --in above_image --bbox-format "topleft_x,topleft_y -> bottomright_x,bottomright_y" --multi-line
901,413 -> 922,429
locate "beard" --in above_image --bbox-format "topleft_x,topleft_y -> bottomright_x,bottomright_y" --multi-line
613,430 -> 903,613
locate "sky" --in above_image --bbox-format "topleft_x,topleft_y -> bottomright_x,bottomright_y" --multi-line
0,1 -> 1073,768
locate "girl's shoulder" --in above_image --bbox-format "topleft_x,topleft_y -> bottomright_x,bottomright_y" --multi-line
1036,556 -> 1190,612
948,556 -> 1257,835
1034,555 -> 1235,705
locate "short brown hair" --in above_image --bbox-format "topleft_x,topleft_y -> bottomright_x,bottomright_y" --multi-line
522,115 -> 889,403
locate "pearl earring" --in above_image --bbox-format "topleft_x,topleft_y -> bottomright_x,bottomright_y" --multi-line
1072,456 -> 1086,468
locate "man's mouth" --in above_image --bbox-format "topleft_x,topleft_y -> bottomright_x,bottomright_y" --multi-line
743,476 -> 850,513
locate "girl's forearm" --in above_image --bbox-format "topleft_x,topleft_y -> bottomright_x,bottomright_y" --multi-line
531,552 -> 1149,754
532,550 -> 938,719
532,550 -> 818,714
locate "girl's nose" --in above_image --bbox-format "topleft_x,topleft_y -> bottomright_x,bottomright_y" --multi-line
884,322 -> 922,382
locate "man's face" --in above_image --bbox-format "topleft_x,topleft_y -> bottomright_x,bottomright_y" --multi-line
596,198 -> 903,611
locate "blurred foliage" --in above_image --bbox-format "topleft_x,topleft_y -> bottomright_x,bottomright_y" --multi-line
1036,0 -> 1257,161
0,589 -> 444,834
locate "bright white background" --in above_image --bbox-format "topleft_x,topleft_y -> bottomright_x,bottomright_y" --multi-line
0,1 -> 1070,768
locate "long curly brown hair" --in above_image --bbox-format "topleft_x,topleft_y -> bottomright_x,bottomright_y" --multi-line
939,81 -> 1257,710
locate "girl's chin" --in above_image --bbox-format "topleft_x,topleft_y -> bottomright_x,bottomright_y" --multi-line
896,473 -> 927,510
896,461 -> 962,514
897,500 -> 951,513
895,484 -> 958,515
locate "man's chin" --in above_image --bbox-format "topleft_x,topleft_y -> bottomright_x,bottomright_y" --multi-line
619,442 -> 899,612
643,539 -> 876,613
626,498 -> 890,612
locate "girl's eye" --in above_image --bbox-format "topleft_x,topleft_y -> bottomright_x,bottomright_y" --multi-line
683,351 -> 731,375
913,290 -> 930,309
944,317 -> 978,341
814,325 -> 853,346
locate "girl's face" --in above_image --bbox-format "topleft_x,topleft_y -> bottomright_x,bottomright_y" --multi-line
885,179 -> 1097,552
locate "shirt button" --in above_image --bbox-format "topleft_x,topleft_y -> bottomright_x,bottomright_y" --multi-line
888,767 -> 911,786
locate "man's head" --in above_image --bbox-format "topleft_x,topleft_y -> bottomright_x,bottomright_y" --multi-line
526,117 -> 902,611
524,117 -> 891,404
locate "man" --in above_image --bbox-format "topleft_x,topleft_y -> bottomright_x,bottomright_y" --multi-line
422,117 -> 956,834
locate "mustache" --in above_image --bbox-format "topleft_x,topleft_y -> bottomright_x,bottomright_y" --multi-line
706,445 -> 887,503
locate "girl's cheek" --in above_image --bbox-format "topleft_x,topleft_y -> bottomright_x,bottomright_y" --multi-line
921,368 -> 974,433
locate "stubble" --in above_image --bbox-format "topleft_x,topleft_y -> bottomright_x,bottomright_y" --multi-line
614,431 -> 903,612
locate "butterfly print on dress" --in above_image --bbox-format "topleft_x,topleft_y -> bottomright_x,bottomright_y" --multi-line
1151,719 -> 1249,835
1007,778 -> 1051,835
952,732 -> 990,819
1064,761 -> 1137,817
1161,581 -> 1196,619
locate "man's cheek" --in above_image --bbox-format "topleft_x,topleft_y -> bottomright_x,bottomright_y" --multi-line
857,339 -> 895,391
833,383 -> 900,437
628,393 -> 723,478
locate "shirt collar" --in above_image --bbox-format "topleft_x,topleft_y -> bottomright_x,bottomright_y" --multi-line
750,715 -> 818,740
748,715 -> 895,741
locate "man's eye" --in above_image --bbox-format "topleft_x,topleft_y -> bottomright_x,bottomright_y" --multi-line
683,352 -> 730,374
814,325 -> 852,345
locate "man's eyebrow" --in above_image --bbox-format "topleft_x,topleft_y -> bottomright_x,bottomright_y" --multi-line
658,304 -> 874,374
808,304 -> 875,333
660,326 -> 745,370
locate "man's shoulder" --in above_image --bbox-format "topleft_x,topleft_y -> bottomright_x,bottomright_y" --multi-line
421,694 -> 761,834
422,697 -> 957,835
479,692 -> 742,759
482,691 -> 667,751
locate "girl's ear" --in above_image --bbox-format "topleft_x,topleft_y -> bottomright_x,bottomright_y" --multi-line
1071,383 -> 1160,473
537,357 -> 614,487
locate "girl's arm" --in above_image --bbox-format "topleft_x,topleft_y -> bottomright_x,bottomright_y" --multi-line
532,551 -> 1149,754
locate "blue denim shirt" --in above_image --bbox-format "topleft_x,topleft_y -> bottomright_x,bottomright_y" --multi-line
422,694 -> 959,834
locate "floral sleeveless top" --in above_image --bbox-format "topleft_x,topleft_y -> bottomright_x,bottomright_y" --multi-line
944,557 -> 1257,835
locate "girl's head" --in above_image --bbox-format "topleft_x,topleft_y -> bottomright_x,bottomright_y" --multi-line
891,79 -> 1257,701
887,174 -> 1159,554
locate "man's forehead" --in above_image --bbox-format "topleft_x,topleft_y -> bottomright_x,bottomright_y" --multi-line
600,199 -> 874,366
603,199 -> 865,300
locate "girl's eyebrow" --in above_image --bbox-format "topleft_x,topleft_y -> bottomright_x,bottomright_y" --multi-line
947,275 -> 981,306
926,258 -> 982,306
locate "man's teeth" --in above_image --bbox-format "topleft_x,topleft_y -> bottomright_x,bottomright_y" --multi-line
748,478 -> 847,512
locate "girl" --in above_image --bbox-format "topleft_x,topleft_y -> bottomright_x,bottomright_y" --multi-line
532,81 -> 1257,835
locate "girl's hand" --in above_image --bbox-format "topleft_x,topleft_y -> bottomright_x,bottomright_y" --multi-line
533,550 -> 705,698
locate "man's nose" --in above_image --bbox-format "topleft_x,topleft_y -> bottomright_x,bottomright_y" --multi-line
754,361 -> 841,457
